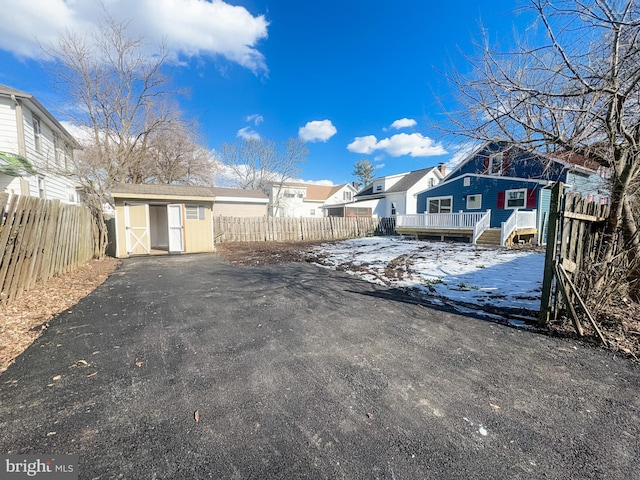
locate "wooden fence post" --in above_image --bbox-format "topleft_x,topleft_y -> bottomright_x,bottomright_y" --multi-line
539,182 -> 563,327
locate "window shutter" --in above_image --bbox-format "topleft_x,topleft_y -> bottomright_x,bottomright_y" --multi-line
526,188 -> 537,208
497,191 -> 505,209
482,158 -> 489,174
502,150 -> 511,175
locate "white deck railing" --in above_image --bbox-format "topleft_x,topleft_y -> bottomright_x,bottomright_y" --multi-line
397,211 -> 488,229
500,209 -> 537,246
472,210 -> 492,244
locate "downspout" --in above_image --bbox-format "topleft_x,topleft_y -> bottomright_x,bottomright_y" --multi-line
11,95 -> 27,158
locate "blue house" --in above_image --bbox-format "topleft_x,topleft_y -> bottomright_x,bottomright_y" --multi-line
396,141 -> 608,246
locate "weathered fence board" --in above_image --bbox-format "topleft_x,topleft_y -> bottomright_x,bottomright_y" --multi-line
539,183 -> 611,338
213,216 -> 396,243
0,195 -> 95,305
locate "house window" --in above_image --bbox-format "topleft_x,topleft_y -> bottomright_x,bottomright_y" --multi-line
54,134 -> 60,167
428,178 -> 435,188
463,177 -> 471,187
375,185 -> 382,192
185,205 -> 205,220
297,192 -> 304,198
391,202 -> 397,215
505,189 -> 526,209
343,191 -> 352,201
38,176 -> 46,199
489,153 -> 503,175
310,209 -> 316,216
466,194 -> 482,210
64,143 -> 70,170
32,116 -> 42,153
427,196 -> 453,214
284,192 -> 296,198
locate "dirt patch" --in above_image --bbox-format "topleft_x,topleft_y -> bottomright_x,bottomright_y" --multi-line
0,257 -> 119,374
215,241 -> 330,266
549,298 -> 640,360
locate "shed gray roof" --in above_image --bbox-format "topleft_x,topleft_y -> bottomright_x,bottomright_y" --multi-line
110,183 -> 267,200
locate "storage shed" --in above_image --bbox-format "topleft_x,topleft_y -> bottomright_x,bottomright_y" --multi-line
111,184 -> 218,258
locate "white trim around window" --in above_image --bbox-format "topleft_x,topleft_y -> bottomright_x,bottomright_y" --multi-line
427,195 -> 453,214
489,152 -> 503,175
185,205 -> 205,220
466,194 -> 482,210
505,188 -> 527,209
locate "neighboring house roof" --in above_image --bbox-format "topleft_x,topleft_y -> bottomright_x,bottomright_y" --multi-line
0,84 -> 81,149
547,151 -> 599,173
356,167 -> 438,198
276,182 -> 353,201
111,183 -> 267,202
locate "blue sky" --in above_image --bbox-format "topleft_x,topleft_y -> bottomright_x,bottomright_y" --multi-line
0,0 -> 530,186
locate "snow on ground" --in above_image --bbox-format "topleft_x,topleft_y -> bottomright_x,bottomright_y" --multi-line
310,237 -> 545,316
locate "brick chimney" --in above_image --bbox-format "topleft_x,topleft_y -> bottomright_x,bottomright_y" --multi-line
352,181 -> 360,191
438,162 -> 446,176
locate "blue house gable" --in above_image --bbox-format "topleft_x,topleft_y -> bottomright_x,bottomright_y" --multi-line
405,141 -> 608,245
450,141 -> 567,181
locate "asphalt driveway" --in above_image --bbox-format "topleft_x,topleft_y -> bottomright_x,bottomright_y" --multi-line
1,254 -> 639,479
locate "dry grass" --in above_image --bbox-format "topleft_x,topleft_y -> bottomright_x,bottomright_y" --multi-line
0,258 -> 120,374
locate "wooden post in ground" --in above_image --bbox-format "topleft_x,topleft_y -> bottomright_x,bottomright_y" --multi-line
539,182 -> 563,327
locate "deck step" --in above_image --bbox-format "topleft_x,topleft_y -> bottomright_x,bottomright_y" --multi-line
476,228 -> 502,245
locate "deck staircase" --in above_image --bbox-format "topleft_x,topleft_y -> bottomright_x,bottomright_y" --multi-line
476,228 -> 502,246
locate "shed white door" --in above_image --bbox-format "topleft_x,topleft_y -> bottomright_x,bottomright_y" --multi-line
125,204 -> 150,255
168,204 -> 184,253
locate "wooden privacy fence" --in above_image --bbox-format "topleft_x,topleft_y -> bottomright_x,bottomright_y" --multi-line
0,193 -> 95,305
214,216 -> 396,243
539,182 -> 610,343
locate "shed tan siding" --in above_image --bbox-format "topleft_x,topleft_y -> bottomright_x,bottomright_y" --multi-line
184,203 -> 214,253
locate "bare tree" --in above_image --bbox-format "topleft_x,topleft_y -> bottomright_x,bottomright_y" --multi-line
218,137 -> 307,190
352,159 -> 375,186
444,0 -> 640,298
217,137 -> 308,216
147,120 -> 216,185
43,13 -> 212,257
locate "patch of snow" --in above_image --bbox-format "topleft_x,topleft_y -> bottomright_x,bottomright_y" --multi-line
312,237 -> 544,315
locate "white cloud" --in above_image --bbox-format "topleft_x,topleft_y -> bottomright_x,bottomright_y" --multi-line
237,127 -> 261,140
347,133 -> 446,158
298,120 -> 337,143
294,179 -> 335,186
377,133 -> 446,157
60,121 -> 93,145
246,114 -> 264,125
0,0 -> 269,73
346,135 -> 378,154
390,118 -> 417,130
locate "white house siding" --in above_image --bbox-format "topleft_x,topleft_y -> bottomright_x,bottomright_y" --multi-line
324,185 -> 356,206
0,93 -> 78,204
405,170 -> 442,214
0,175 -> 22,196
0,99 -> 19,152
